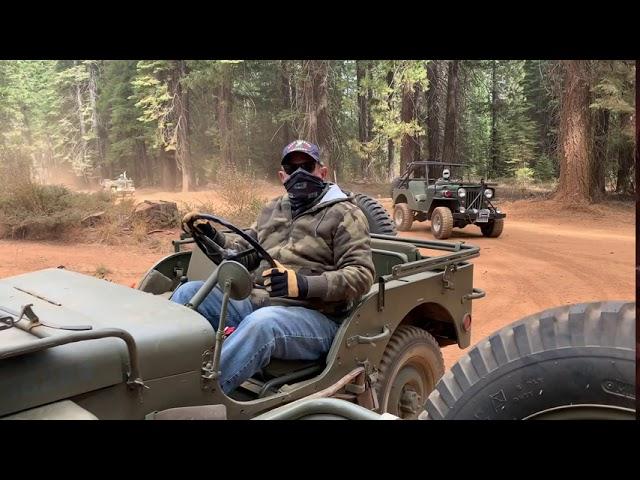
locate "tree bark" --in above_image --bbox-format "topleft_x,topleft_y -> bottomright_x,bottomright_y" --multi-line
280,60 -> 292,145
400,76 -> 419,172
366,62 -> 373,142
137,139 -> 150,186
357,61 -> 367,143
87,61 -> 107,179
315,61 -> 331,175
615,113 -> 634,194
489,60 -> 499,177
555,60 -> 592,204
442,60 -> 460,163
173,60 -> 192,192
160,148 -> 177,190
426,60 -> 443,161
386,67 -> 395,178
302,61 -> 331,173
217,63 -> 234,168
591,108 -> 609,200
357,60 -> 368,176
74,61 -> 88,180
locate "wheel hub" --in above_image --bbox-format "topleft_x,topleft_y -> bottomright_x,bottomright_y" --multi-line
399,387 -> 422,415
389,365 -> 431,419
433,216 -> 441,232
394,209 -> 404,226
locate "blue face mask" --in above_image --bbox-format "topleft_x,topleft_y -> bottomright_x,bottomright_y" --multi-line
284,168 -> 326,215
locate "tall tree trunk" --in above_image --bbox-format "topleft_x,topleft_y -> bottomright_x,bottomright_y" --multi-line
615,113 -> 634,194
442,60 -> 460,163
400,76 -> 419,172
302,61 -> 331,173
217,63 -> 234,168
426,60 -> 443,161
366,62 -> 373,141
489,60 -> 499,177
87,61 -> 107,178
160,148 -> 176,190
280,60 -> 292,145
555,60 -> 592,204
357,60 -> 368,176
74,61 -> 88,180
173,60 -> 192,192
386,66 -> 395,178
137,140 -> 150,186
591,109 -> 609,200
315,61 -> 331,175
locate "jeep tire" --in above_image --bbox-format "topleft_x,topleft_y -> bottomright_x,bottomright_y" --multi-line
376,326 -> 445,419
431,207 -> 453,239
353,193 -> 397,236
393,203 -> 413,231
424,301 -> 636,420
480,218 -> 504,238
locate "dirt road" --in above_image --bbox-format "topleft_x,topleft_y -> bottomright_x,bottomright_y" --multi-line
0,191 -> 634,369
392,200 -> 635,367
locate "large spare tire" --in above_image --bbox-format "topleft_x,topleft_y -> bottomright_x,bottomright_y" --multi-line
353,193 -> 397,236
424,301 -> 636,420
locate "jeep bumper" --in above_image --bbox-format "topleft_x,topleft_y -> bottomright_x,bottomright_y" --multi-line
452,211 -> 506,223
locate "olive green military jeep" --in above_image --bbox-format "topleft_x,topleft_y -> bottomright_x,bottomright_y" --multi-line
256,301 -> 636,420
392,161 -> 506,239
0,211 -> 484,420
100,171 -> 136,197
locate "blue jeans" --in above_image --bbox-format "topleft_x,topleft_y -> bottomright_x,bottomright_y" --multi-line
171,281 -> 339,395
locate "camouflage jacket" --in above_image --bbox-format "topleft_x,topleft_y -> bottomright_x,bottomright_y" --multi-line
220,183 -> 375,316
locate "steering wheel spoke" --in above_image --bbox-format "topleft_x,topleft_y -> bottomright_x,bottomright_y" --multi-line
184,214 -> 276,269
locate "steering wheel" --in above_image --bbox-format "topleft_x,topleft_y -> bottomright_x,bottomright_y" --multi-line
183,213 -> 277,269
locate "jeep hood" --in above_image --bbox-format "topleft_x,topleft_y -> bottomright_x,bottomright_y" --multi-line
0,268 -> 213,417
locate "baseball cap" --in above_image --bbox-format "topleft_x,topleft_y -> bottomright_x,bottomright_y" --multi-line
281,140 -> 322,165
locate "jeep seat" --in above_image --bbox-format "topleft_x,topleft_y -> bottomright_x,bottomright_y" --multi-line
370,238 -> 420,277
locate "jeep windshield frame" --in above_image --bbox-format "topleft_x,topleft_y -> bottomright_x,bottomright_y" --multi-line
397,161 -> 466,188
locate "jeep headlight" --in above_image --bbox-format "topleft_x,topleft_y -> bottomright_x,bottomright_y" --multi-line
484,188 -> 494,199
457,187 -> 466,198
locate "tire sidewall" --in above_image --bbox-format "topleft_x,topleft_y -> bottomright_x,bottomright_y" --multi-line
354,193 -> 397,236
439,347 -> 635,420
394,204 -> 405,227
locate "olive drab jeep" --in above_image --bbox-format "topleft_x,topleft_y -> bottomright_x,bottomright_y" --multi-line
391,162 -> 506,239
0,197 -> 485,420
255,301 -> 636,420
100,171 -> 136,196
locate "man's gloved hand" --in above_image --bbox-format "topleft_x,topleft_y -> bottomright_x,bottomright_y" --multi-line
262,261 -> 309,298
181,211 -> 225,246
181,210 -> 201,228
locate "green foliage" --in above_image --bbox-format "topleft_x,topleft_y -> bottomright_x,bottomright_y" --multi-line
514,166 -> 535,185
0,59 -> 635,194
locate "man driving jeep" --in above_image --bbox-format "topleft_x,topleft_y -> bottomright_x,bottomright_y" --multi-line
171,140 -> 375,395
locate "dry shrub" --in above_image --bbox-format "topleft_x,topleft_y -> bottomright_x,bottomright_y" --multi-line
132,220 -> 149,243
94,264 -> 112,279
180,170 -> 266,228
0,180 -> 114,240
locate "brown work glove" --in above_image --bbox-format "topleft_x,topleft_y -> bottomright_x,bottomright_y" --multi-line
262,261 -> 309,298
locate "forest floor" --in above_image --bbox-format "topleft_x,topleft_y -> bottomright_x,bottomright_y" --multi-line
0,181 -> 634,369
